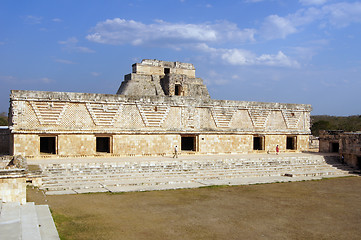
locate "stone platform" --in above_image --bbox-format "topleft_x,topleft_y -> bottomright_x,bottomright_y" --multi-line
0,201 -> 60,240
27,153 -> 358,195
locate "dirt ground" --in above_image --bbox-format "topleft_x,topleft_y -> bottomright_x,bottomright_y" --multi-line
27,177 -> 361,240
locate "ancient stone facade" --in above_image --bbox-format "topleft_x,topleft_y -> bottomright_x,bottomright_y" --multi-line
319,130 -> 361,169
8,59 -> 312,158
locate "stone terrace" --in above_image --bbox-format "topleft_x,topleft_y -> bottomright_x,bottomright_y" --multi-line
0,201 -> 60,240
27,153 -> 358,195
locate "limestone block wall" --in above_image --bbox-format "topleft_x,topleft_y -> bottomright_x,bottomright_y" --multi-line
58,135 -> 95,156
113,134 -> 179,155
0,177 -> 26,204
13,134 -> 39,156
198,135 -> 253,154
133,59 -> 196,78
8,90 -> 312,157
296,135 -> 309,152
318,130 -> 343,152
265,135 -> 286,153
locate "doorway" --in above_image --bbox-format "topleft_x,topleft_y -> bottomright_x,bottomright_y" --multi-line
357,156 -> 361,169
175,84 -> 182,96
253,136 -> 264,150
181,135 -> 196,151
40,136 -> 56,154
96,137 -> 110,153
330,142 -> 339,153
286,136 -> 297,150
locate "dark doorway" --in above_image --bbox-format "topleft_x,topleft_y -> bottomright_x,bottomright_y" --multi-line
40,137 -> 56,154
357,156 -> 361,169
330,142 -> 339,153
164,68 -> 170,74
253,136 -> 264,150
175,84 -> 182,96
286,136 -> 297,150
96,137 -> 110,153
181,136 -> 196,151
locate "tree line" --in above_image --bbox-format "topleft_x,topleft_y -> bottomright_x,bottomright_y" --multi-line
311,115 -> 361,136
0,112 -> 7,126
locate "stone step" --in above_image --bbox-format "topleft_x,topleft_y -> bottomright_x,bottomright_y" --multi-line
41,158 -> 327,169
35,205 -> 60,240
36,155 -> 354,195
41,168 -> 349,192
41,163 -> 349,181
0,202 -> 60,240
21,202 -> 42,240
41,164 -> 348,183
40,158 -> 329,171
41,163 -> 337,177
0,202 -> 21,240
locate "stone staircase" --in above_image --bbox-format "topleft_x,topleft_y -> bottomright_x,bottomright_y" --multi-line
0,201 -> 60,240
36,154 -> 357,195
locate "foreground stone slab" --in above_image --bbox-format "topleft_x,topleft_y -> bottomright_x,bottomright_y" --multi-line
35,205 -> 60,240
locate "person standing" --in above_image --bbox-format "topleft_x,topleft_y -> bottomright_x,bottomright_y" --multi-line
276,145 -> 279,155
173,145 -> 178,158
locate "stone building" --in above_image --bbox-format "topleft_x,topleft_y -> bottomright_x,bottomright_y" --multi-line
6,59 -> 312,158
319,130 -> 361,169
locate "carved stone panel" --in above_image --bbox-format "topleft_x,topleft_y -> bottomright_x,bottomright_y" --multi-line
137,104 -> 170,127
86,103 -> 122,126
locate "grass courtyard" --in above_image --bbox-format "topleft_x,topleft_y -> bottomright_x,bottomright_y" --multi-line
27,176 -> 361,240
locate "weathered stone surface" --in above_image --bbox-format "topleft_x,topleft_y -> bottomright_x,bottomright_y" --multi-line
319,130 -> 361,169
7,59 -> 312,157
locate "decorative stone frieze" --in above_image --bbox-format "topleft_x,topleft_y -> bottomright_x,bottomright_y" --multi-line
7,59 -> 312,157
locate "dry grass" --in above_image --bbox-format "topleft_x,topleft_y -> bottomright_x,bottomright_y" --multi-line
27,177 -> 361,240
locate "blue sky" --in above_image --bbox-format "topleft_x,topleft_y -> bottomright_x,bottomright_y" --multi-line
1,0 -> 361,116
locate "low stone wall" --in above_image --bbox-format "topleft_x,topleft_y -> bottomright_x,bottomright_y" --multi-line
0,172 -> 26,204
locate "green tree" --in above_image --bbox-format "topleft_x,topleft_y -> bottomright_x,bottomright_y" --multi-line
0,112 -> 8,126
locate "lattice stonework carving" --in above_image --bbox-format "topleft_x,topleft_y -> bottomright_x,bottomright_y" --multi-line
248,109 -> 271,128
136,104 -> 170,127
282,110 -> 302,129
182,107 -> 197,128
211,107 -> 237,128
86,103 -> 122,126
30,101 -> 68,125
304,112 -> 310,130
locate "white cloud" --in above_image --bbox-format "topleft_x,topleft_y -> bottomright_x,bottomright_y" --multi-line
261,15 -> 298,39
54,59 -> 76,64
91,72 -> 101,77
59,37 -> 95,53
299,0 -> 327,6
323,2 -> 361,28
41,77 -> 54,83
23,15 -> 42,24
86,19 -> 255,46
195,44 -> 300,68
52,18 -> 63,22
260,2 -> 361,39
